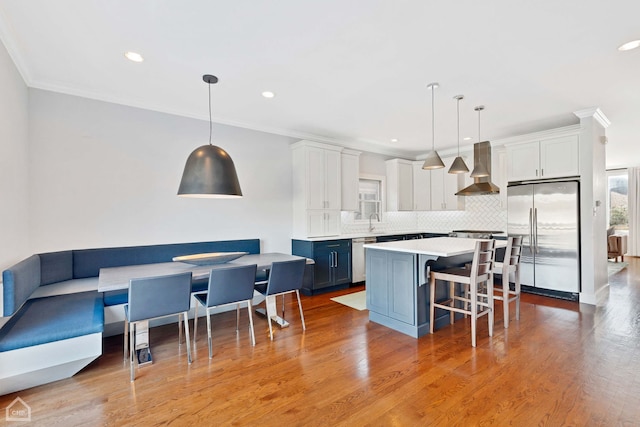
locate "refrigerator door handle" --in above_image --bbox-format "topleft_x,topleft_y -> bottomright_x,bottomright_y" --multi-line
533,207 -> 539,253
529,207 -> 534,253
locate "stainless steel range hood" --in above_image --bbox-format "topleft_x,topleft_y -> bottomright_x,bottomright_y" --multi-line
456,141 -> 500,196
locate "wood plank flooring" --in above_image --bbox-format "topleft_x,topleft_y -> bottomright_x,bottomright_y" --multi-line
2,259 -> 639,426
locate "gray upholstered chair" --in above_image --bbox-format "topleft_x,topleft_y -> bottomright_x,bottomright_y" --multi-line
193,264 -> 258,359
492,236 -> 523,328
124,272 -> 193,381
255,258 -> 307,340
429,240 -> 496,347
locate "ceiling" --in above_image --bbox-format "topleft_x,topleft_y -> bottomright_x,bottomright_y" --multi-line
1,1 -> 638,167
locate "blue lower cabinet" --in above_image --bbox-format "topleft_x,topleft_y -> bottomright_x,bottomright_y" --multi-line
292,239 -> 352,295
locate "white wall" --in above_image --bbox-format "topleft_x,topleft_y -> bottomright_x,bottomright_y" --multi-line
27,89 -> 296,254
0,39 -> 29,271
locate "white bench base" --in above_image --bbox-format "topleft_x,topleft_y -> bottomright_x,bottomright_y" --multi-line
0,332 -> 102,396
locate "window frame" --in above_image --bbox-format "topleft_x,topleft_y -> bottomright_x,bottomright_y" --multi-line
355,174 -> 385,223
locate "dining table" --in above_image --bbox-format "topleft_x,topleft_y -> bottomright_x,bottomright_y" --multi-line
98,252 -> 311,364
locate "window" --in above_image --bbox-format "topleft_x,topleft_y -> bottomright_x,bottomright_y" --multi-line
607,169 -> 628,231
355,176 -> 383,221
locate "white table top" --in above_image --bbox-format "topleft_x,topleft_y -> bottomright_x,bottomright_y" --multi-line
363,237 -> 506,257
98,252 -> 309,292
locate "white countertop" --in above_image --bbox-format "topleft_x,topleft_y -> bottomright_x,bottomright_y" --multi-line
363,237 -> 506,257
293,230 -> 449,242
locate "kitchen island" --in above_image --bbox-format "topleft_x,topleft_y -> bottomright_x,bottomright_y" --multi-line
363,237 -> 504,338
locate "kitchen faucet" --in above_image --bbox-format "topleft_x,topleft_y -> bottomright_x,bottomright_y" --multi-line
368,213 -> 380,232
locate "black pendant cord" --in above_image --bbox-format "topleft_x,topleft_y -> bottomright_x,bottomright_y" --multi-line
208,81 -> 213,145
457,98 -> 460,156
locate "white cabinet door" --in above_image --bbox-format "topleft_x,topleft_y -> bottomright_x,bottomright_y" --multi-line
291,140 -> 344,238
341,150 -> 360,212
412,161 -> 431,211
306,147 -> 327,210
507,141 -> 540,181
492,146 -> 508,209
306,210 -> 340,237
386,159 -> 413,211
507,135 -> 579,182
540,135 -> 579,178
431,157 -> 462,211
324,149 -> 342,210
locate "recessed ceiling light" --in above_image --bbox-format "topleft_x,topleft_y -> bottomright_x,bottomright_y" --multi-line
463,137 -> 472,141
390,138 -> 398,143
618,40 -> 640,51
124,51 -> 144,62
261,91 -> 275,98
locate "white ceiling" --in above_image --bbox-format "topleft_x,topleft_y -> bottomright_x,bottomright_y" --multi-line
1,1 -> 638,167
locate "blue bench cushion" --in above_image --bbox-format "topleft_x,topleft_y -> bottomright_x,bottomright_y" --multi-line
2,255 -> 41,316
0,291 -> 104,352
73,239 -> 261,279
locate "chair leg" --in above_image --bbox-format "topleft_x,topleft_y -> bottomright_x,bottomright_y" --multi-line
193,301 -> 199,343
206,308 -> 213,359
247,300 -> 256,346
515,268 -> 521,321
429,274 -> 436,334
449,281 -> 455,324
265,295 -> 275,341
130,322 -> 136,382
123,318 -> 129,362
487,277 -> 494,337
236,304 -> 241,332
296,290 -> 306,331
503,273 -> 510,329
183,312 -> 192,364
470,281 -> 478,348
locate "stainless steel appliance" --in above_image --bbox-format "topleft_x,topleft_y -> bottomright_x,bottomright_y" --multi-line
352,237 -> 376,283
507,180 -> 580,296
450,230 -> 503,239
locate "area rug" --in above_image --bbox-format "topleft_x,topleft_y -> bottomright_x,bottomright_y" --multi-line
608,261 -> 628,276
330,290 -> 367,311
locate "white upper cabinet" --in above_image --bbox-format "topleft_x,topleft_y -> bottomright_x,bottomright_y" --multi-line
507,135 -> 579,182
386,159 -> 414,211
291,141 -> 343,237
431,156 -> 464,211
412,161 -> 431,211
341,149 -> 361,212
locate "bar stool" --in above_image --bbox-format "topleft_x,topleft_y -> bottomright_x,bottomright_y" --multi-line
492,236 -> 523,328
429,240 -> 496,347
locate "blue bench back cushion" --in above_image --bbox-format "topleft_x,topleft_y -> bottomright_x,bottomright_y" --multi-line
2,255 -> 41,316
0,291 -> 104,352
39,250 -> 74,286
73,239 -> 260,279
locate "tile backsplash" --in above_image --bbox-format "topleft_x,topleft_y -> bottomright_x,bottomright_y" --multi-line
341,195 -> 507,234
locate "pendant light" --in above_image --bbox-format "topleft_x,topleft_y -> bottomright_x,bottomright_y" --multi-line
178,75 -> 243,198
470,105 -> 489,178
448,94 -> 469,174
422,82 -> 445,170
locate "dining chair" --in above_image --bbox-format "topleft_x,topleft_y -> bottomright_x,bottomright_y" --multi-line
123,272 -> 193,381
492,236 -> 523,328
429,239 -> 496,347
193,264 -> 258,359
255,258 -> 306,340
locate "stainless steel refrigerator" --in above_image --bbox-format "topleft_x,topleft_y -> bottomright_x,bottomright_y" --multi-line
507,180 -> 580,295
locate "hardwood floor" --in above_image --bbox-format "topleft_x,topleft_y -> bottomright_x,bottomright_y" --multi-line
2,259 -> 639,426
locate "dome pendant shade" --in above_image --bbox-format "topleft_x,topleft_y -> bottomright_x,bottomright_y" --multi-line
422,150 -> 445,170
178,144 -> 242,198
448,156 -> 469,174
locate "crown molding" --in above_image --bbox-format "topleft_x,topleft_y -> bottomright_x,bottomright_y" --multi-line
574,107 -> 611,129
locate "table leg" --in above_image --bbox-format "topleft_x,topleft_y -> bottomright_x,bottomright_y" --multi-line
255,295 -> 290,328
135,320 -> 153,365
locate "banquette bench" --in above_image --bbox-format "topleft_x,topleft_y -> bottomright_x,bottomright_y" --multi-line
0,239 -> 260,395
